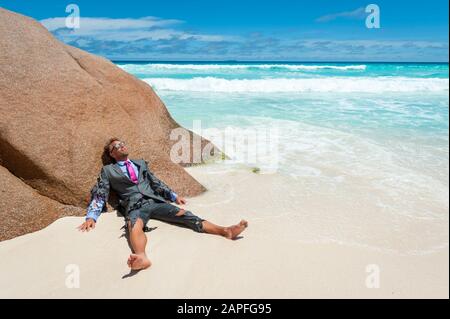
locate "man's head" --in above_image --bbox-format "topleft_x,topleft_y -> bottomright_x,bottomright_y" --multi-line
104,137 -> 129,163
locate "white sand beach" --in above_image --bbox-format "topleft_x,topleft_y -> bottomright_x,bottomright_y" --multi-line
0,163 -> 447,299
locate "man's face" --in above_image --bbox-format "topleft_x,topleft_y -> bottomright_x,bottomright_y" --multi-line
109,140 -> 129,160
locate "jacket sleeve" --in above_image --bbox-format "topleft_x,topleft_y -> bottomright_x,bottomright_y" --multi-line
87,167 -> 111,218
145,161 -> 177,202
86,197 -> 105,222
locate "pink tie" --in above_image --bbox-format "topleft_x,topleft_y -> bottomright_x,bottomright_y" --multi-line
125,161 -> 138,184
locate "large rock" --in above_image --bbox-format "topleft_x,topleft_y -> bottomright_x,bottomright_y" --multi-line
0,165 -> 84,241
0,9 -> 220,240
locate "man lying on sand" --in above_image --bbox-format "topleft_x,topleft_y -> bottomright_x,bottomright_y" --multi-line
78,138 -> 248,270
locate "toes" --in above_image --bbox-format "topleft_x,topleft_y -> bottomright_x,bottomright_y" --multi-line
223,221 -> 248,240
129,254 -> 151,270
131,260 -> 151,270
128,255 -> 138,267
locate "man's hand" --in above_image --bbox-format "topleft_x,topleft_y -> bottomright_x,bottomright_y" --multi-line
176,197 -> 187,205
77,219 -> 96,232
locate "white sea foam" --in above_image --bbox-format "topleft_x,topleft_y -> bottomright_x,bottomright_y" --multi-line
144,76 -> 449,93
196,117 -> 449,221
120,63 -> 367,71
200,119 -> 448,255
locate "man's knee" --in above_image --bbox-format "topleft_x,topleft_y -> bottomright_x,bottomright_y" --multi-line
182,210 -> 205,233
130,218 -> 144,231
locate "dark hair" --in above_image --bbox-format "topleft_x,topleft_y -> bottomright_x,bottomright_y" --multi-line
102,137 -> 121,165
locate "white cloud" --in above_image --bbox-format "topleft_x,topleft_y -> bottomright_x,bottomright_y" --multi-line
40,16 -> 233,42
40,16 -> 183,32
297,39 -> 448,49
316,7 -> 366,22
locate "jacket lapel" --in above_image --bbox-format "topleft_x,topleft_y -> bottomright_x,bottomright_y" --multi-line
112,163 -> 126,178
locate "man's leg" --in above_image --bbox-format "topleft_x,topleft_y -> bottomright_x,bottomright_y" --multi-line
151,204 -> 248,240
201,219 -> 248,239
127,218 -> 152,270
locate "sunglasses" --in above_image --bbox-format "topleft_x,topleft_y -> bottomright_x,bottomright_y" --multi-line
110,141 -> 126,153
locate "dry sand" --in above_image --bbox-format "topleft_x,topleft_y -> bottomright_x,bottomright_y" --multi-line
0,164 -> 448,298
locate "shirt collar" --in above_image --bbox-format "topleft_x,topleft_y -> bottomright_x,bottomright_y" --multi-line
117,159 -> 130,166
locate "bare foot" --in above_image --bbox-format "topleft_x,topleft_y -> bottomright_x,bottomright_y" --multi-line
127,253 -> 152,270
127,255 -> 136,268
224,220 -> 248,240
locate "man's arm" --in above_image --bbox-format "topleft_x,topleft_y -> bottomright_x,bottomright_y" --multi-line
78,167 -> 110,232
85,196 -> 105,222
145,162 -> 178,202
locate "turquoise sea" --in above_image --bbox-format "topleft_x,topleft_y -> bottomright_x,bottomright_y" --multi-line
117,61 -> 449,254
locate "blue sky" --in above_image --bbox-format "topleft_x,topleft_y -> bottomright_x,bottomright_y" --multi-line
1,0 -> 448,61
